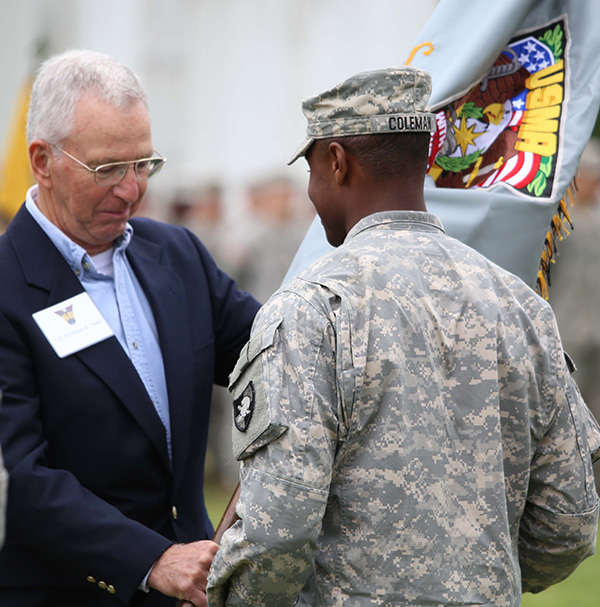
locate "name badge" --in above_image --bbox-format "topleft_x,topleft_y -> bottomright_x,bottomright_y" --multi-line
33,292 -> 114,358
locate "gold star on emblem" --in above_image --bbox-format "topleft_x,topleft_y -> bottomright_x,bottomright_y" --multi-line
453,117 -> 483,157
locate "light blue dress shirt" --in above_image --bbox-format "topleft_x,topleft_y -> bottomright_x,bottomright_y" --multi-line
25,186 -> 172,461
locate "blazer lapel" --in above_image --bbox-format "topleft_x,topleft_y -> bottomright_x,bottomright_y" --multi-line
75,339 -> 171,470
126,235 -> 194,490
9,207 -> 171,470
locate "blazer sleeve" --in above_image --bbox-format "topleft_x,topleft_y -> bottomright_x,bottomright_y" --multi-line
183,227 -> 261,386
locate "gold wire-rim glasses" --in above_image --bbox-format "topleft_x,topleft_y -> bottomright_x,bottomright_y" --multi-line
50,143 -> 166,186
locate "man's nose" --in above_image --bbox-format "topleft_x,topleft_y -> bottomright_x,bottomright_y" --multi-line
112,165 -> 140,202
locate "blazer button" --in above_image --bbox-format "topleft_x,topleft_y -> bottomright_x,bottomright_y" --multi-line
98,581 -> 108,590
172,506 -> 178,520
86,576 -> 96,584
107,585 -> 116,594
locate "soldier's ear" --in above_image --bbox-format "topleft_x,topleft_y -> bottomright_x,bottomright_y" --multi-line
328,142 -> 349,185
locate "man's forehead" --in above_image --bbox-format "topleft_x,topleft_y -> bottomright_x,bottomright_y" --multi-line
68,94 -> 153,161
71,92 -> 145,119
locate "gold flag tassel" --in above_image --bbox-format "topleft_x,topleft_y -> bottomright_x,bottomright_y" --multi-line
535,181 -> 576,299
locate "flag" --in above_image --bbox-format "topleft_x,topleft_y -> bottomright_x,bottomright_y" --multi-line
283,0 -> 600,298
0,79 -> 34,222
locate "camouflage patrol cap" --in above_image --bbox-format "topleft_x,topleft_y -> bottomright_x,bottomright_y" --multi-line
288,66 -> 436,165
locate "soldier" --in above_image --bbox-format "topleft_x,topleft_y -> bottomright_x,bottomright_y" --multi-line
207,67 -> 600,607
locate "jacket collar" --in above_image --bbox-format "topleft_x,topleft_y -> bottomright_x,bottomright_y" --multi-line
345,210 -> 445,243
7,205 -> 183,473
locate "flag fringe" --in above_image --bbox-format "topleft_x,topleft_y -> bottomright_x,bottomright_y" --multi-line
535,180 -> 576,299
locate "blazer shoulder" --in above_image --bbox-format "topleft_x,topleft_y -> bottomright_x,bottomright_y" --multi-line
129,217 -> 215,263
129,216 -> 186,242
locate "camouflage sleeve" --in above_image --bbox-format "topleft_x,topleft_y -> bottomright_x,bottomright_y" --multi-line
207,290 -> 340,607
519,368 -> 600,593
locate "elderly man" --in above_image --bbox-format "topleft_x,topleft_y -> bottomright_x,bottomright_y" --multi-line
0,50 -> 260,606
207,67 -> 600,607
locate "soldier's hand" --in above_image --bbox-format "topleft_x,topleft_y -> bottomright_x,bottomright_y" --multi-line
148,540 -> 219,607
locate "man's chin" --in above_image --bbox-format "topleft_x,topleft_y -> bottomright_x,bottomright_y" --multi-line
91,223 -> 129,249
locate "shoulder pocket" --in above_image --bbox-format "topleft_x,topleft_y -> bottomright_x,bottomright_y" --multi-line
229,320 -> 288,460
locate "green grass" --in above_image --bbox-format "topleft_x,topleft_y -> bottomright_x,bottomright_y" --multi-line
205,481 -> 600,605
205,480 -> 237,529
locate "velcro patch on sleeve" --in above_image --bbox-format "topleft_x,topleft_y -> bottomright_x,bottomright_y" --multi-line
229,320 -> 288,460
233,381 -> 255,432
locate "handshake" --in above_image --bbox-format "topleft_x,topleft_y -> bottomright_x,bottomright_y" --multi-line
159,486 -> 239,607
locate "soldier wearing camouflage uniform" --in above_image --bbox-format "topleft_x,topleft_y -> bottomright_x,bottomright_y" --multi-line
207,67 -> 600,607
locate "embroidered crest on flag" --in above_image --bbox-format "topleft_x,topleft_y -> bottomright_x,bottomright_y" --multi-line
233,381 -> 255,432
428,18 -> 567,199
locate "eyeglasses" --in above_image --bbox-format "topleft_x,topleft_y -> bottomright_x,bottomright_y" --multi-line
50,144 -> 166,186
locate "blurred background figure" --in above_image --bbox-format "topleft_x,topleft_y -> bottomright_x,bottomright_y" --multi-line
235,176 -> 314,303
167,182 -> 228,264
550,138 -> 600,488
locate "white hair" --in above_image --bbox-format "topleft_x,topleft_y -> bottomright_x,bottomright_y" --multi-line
26,49 -> 148,144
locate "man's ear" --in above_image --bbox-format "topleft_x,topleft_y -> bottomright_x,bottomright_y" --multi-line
328,142 -> 349,185
29,139 -> 53,187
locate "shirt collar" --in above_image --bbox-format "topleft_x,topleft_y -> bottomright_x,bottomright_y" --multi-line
345,210 -> 445,243
25,184 -> 134,274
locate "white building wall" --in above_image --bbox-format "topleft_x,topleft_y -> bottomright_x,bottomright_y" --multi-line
0,0 -> 438,209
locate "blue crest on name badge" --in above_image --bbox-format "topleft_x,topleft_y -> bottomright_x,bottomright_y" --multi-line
233,381 -> 255,432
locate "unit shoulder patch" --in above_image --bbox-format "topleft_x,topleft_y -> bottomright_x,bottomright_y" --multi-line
233,381 -> 255,432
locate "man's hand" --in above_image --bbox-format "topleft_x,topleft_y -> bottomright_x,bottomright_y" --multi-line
148,540 -> 219,607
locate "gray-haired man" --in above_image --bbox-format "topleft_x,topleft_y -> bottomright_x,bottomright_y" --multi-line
0,49 -> 259,607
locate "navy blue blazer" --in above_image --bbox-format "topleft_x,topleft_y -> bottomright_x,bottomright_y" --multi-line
0,205 -> 260,606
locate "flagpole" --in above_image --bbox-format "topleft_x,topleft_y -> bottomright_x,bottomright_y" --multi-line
212,483 -> 241,545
